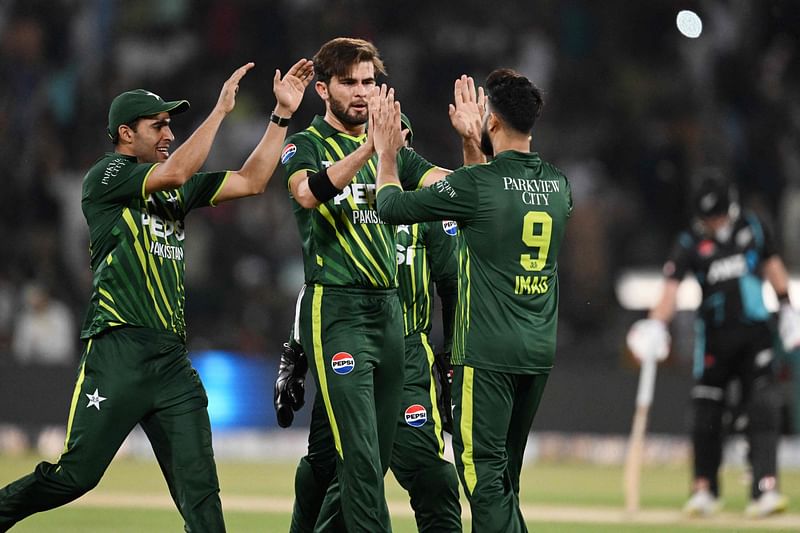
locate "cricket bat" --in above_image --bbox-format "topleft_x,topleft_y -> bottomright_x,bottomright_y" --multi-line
623,356 -> 658,513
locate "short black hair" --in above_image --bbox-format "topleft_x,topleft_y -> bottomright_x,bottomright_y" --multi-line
485,68 -> 543,134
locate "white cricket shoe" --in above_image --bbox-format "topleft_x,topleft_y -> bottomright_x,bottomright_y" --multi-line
745,490 -> 788,518
683,489 -> 721,516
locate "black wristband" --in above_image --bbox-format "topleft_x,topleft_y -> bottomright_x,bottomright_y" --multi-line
307,167 -> 342,203
778,292 -> 791,305
270,112 -> 291,127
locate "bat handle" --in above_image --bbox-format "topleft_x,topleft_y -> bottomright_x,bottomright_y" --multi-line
635,357 -> 657,408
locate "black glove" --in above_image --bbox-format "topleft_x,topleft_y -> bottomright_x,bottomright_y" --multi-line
432,351 -> 454,434
274,342 -> 308,428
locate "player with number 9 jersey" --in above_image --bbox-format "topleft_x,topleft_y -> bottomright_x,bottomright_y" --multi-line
379,151 -> 572,373
373,67 -> 571,533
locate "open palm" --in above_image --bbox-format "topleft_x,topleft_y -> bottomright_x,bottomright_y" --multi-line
274,58 -> 314,114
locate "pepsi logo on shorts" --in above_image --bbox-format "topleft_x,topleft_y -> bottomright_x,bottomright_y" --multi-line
281,144 -> 297,165
331,352 -> 355,375
404,404 -> 427,427
442,220 -> 458,236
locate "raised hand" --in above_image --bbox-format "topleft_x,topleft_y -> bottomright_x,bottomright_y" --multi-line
448,74 -> 485,143
368,83 -> 406,156
216,62 -> 255,115
274,58 -> 314,116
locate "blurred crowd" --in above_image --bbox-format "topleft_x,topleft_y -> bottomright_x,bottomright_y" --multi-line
1,0 -> 799,367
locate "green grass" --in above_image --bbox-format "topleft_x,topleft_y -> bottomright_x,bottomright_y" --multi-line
2,454 -> 799,532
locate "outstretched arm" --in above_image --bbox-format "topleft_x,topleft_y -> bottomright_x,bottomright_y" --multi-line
146,63 -> 256,194
288,140 -> 376,209
414,75 -> 486,189
214,58 -> 314,203
649,278 -> 680,324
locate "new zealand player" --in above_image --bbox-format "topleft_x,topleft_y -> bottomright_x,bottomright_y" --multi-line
279,38 -> 479,532
371,69 -> 572,533
628,173 -> 800,518
0,58 -> 313,532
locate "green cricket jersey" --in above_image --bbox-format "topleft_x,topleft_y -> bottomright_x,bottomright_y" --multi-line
281,116 -> 437,289
377,150 -> 572,373
395,221 -> 458,348
80,153 -> 229,340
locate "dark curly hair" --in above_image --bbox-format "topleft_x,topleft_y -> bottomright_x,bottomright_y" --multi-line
485,68 -> 543,134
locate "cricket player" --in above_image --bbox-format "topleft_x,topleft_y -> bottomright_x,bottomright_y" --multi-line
371,69 -> 573,533
276,114 -> 463,532
0,58 -> 313,532
279,37 -> 480,532
628,172 -> 800,518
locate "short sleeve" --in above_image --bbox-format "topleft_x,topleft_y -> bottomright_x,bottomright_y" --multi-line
398,147 -> 436,191
83,158 -> 155,205
179,171 -> 231,212
281,133 -> 321,187
663,231 -> 695,280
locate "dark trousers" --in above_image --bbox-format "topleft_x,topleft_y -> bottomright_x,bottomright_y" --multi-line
451,365 -> 548,533
692,322 -> 780,498
296,286 -> 404,533
290,332 -> 463,533
0,327 -> 224,532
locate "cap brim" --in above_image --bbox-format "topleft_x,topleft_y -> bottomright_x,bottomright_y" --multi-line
160,100 -> 190,116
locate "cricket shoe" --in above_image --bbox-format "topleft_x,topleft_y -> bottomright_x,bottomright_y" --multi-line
683,489 -> 722,517
745,490 -> 788,518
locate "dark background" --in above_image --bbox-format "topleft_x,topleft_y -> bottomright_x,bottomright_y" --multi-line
2,0 -> 800,435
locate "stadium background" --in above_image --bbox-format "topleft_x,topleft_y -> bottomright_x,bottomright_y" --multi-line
2,0 -> 800,484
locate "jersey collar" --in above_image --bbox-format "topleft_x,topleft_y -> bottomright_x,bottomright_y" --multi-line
311,115 -> 367,141
494,150 -> 542,163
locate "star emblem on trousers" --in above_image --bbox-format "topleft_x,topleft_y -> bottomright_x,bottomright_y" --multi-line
86,389 -> 107,410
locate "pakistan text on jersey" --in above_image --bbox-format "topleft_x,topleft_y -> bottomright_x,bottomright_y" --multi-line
503,177 -> 559,206
149,241 -> 185,260
514,275 -> 549,295
352,209 -> 386,225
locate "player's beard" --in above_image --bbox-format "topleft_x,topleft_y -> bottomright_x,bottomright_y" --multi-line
480,123 -> 494,157
329,94 -> 368,127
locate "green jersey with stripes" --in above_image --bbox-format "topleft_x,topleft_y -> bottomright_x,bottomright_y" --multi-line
79,152 -> 229,340
281,116 -> 436,289
395,221 -> 458,348
377,150 -> 572,374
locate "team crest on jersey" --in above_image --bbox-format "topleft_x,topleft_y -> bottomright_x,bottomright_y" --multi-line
331,352 -> 355,375
442,220 -> 458,236
281,144 -> 297,164
404,404 -> 427,427
697,239 -> 715,257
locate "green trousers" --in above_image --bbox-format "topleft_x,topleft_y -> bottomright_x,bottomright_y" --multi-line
451,365 -> 549,533
0,327 -> 224,533
296,285 -> 405,533
291,332 -> 462,533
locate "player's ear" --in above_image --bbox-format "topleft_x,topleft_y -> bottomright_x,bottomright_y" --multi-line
118,125 -> 134,144
487,112 -> 501,133
315,81 -> 328,100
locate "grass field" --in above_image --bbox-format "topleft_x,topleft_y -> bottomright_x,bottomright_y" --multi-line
1,454 -> 800,532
